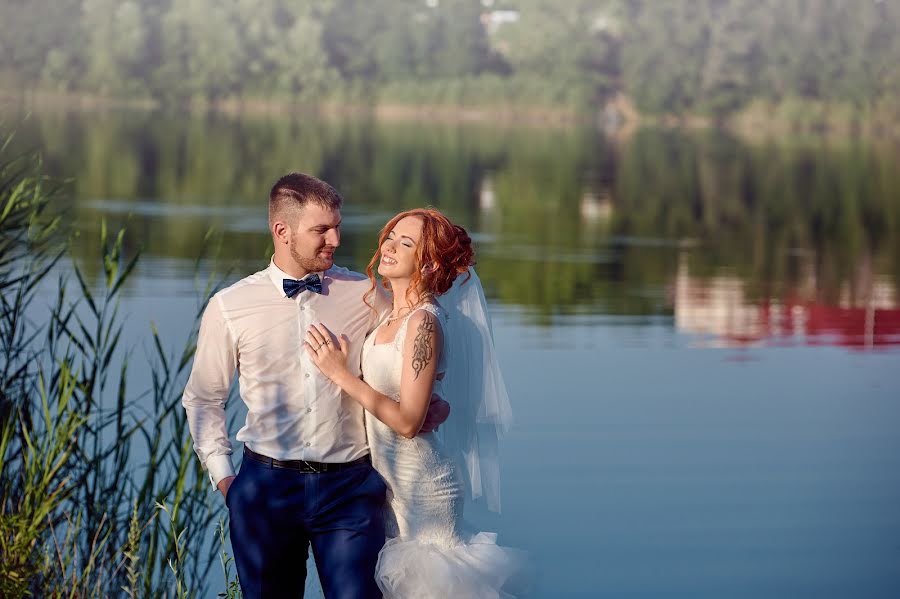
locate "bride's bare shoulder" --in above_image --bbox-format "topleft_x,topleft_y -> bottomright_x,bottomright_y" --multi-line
404,308 -> 444,342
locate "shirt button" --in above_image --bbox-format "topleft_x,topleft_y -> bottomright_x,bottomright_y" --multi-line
305,373 -> 310,378
306,407 -> 312,413
300,306 -> 305,311
305,442 -> 311,447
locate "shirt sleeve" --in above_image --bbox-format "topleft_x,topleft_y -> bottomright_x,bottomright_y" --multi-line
181,295 -> 237,488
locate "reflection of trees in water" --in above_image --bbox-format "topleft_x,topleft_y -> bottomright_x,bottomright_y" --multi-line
614,129 -> 900,309
5,110 -> 900,317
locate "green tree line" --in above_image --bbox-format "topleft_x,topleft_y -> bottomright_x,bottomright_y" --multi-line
2,0 -> 899,117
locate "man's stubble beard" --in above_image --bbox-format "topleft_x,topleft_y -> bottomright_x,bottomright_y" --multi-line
289,238 -> 333,274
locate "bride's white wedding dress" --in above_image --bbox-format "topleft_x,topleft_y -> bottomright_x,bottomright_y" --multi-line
361,303 -> 524,598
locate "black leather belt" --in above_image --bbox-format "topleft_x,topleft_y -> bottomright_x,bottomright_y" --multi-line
243,446 -> 369,473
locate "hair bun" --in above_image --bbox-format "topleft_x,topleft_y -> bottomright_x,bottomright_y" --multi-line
421,212 -> 474,295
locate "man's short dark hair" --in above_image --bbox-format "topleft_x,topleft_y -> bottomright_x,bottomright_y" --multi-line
269,173 -> 343,227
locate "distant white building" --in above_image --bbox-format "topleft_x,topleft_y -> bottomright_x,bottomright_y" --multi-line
482,10 -> 520,34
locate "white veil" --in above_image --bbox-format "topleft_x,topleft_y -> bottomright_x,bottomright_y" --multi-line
438,268 -> 513,513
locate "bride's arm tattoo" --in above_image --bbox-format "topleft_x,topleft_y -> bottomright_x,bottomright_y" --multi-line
411,313 -> 435,380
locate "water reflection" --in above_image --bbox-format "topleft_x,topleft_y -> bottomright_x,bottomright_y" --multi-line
5,107 -> 900,350
675,252 -> 900,350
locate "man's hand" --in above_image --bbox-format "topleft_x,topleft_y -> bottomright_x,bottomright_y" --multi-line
217,475 -> 236,500
419,394 -> 450,433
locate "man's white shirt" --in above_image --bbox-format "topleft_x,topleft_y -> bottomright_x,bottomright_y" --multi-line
182,260 -> 389,487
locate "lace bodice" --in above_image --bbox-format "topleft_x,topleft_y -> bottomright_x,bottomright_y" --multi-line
362,303 -> 447,403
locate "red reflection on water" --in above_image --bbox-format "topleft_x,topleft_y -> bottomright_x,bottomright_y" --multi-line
800,303 -> 900,349
673,255 -> 900,351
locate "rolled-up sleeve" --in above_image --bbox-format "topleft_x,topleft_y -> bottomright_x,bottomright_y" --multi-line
182,295 -> 237,488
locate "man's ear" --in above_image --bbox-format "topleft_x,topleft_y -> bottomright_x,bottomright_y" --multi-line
272,221 -> 290,245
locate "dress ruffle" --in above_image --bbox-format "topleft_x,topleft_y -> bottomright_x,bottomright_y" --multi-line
375,531 -> 527,599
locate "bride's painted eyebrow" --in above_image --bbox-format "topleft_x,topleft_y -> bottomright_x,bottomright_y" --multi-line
387,230 -> 418,244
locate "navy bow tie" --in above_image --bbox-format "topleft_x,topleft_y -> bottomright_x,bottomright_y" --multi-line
283,274 -> 323,298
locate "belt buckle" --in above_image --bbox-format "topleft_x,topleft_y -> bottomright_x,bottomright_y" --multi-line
301,459 -> 322,473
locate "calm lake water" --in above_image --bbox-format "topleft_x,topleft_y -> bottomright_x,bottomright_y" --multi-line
6,106 -> 900,598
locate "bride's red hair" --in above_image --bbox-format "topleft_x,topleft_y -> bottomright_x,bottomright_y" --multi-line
365,208 -> 474,309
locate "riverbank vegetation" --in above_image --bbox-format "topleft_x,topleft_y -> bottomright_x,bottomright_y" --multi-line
0,139 -> 234,596
2,1 -> 899,133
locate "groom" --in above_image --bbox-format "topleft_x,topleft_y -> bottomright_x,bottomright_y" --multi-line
182,173 -> 448,598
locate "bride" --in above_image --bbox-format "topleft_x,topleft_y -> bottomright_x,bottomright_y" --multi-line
304,208 -> 524,598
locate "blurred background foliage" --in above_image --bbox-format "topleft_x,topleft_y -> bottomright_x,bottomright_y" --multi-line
2,0 -> 900,123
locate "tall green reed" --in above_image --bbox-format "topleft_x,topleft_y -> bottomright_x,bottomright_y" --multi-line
216,520 -> 241,599
0,133 -> 230,597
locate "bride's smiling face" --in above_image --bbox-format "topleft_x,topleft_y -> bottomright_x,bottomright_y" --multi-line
378,216 -> 424,281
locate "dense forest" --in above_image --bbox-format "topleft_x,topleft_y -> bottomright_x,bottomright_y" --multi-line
2,0 -> 900,120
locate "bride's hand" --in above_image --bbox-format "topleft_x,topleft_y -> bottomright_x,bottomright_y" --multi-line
304,323 -> 351,382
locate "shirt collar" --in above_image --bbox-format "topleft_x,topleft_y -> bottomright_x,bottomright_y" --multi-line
266,257 -> 325,298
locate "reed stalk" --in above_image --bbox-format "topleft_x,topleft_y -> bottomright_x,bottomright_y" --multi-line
1,131 -> 225,596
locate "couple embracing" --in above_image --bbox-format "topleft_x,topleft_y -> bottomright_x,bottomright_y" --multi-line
182,173 -> 523,598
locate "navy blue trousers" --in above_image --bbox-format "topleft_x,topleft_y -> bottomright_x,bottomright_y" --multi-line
227,454 -> 386,599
